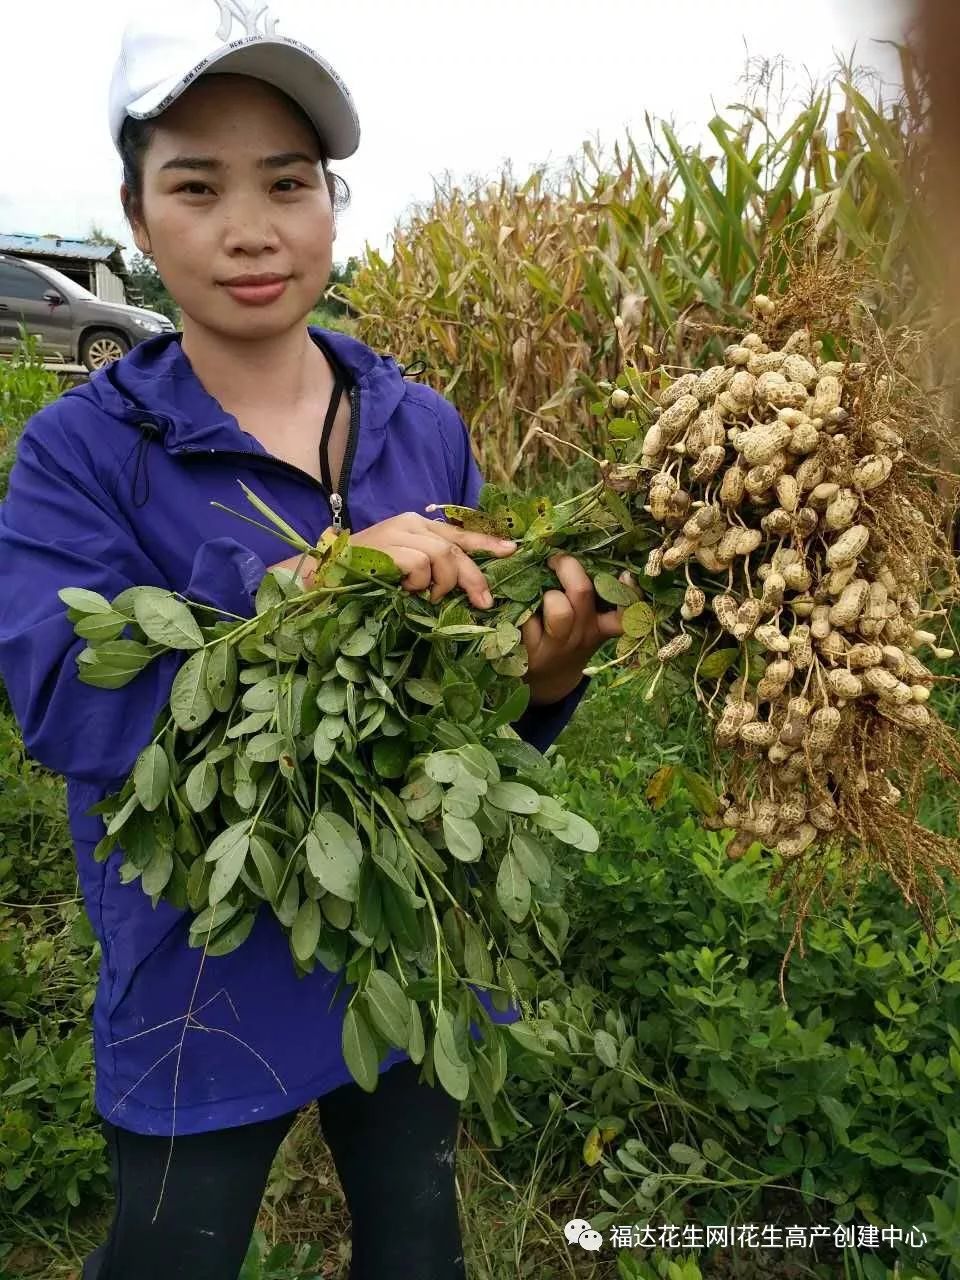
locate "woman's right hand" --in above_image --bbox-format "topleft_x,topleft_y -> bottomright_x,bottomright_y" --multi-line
349,512 -> 517,609
268,512 -> 518,609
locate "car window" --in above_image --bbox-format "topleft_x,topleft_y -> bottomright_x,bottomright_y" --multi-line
0,261 -> 55,302
36,262 -> 95,300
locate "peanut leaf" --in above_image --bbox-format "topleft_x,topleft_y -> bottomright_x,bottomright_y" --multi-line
134,595 -> 204,650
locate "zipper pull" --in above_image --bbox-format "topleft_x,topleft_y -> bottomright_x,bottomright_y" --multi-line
330,492 -> 343,531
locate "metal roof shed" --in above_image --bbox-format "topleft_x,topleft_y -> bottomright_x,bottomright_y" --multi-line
0,233 -> 135,305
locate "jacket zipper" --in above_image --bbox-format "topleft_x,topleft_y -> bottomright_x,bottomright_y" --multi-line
333,385 -> 360,533
172,383 -> 362,535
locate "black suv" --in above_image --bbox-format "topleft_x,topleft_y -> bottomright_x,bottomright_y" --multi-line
0,253 -> 176,371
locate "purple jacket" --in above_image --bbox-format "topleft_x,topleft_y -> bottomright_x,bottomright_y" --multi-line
0,327 -> 588,1136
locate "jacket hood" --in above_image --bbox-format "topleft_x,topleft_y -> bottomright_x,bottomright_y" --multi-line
61,326 -> 409,454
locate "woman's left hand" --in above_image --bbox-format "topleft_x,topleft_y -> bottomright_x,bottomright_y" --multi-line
521,555 -> 633,706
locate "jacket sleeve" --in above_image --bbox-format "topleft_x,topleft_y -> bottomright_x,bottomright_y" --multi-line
184,537 -> 267,617
442,401 -> 591,754
0,411 -> 250,785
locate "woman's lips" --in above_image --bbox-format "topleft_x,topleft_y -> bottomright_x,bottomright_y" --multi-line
223,279 -> 289,305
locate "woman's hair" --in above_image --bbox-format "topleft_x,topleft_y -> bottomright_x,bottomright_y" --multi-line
118,79 -> 352,228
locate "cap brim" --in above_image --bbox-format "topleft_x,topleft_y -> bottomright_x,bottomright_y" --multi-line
126,39 -> 359,160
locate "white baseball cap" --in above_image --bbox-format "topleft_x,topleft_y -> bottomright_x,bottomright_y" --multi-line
108,0 -> 360,160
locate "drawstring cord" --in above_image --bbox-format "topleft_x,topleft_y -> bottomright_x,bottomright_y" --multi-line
398,359 -> 427,379
131,425 -> 156,508
112,421 -> 159,509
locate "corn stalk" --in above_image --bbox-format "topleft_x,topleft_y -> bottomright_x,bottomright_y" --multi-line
335,56 -> 932,486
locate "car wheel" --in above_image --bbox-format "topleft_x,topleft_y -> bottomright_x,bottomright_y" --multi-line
80,330 -> 130,372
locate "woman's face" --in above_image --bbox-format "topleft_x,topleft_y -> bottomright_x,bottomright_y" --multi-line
124,74 -> 335,342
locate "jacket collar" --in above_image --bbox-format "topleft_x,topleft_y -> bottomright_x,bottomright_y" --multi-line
64,326 -> 407,454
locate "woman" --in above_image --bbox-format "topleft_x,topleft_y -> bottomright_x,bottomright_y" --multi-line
0,4 -> 627,1276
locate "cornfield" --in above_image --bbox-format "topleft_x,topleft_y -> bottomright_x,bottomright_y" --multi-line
335,53 -> 934,486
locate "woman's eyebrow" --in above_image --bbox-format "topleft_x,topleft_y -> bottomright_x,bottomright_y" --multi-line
158,152 -> 318,172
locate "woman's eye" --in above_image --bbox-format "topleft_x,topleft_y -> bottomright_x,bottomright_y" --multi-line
176,180 -> 305,195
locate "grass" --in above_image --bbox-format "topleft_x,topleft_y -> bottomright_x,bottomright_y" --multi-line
2,671 -> 952,1280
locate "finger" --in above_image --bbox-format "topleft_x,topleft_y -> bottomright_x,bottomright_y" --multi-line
548,554 -> 596,624
427,542 -> 462,604
548,553 -> 594,596
389,547 -> 433,594
520,612 -> 543,654
403,534 -> 493,609
425,518 -> 518,558
595,607 -> 626,640
403,533 -> 461,603
400,533 -> 464,603
541,590 -> 576,643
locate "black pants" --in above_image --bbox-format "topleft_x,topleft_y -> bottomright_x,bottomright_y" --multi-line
82,1059 -> 466,1280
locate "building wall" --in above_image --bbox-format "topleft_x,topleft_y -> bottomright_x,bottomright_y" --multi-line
95,262 -> 127,304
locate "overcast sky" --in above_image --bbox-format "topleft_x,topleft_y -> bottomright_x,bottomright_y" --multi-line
1,1 -> 909,268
